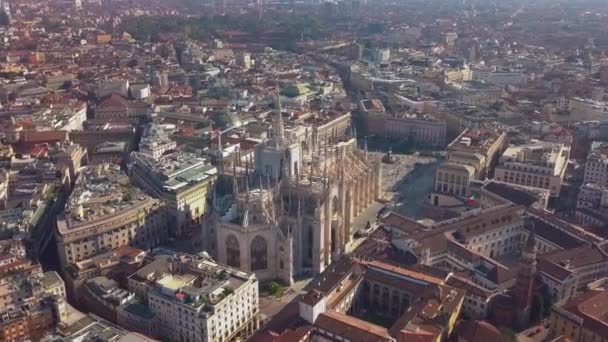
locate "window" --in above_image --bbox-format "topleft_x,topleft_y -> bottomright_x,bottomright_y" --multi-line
226,235 -> 241,268
250,236 -> 268,271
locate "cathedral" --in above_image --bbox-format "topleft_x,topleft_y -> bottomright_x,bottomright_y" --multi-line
210,94 -> 382,285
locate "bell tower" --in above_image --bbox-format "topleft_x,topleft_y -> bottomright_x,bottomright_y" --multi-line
513,229 -> 537,328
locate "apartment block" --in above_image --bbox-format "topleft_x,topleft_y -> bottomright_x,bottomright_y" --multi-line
56,164 -> 168,266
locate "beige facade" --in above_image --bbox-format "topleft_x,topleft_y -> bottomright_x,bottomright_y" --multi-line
432,129 -> 508,205
550,289 -> 608,342
494,142 -> 570,197
446,129 -> 508,179
362,112 -> 446,147
434,163 -> 475,198
133,254 -> 259,342
56,164 -> 168,266
129,151 -> 217,236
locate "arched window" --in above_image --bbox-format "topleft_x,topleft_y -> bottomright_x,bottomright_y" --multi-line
226,235 -> 240,268
250,236 -> 268,271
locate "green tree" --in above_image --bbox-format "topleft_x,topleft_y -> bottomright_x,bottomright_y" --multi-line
499,328 -> 517,342
268,282 -> 284,298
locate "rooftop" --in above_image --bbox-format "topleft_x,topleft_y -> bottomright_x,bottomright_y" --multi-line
60,164 -> 156,232
499,141 -> 569,173
448,128 -> 505,154
130,150 -> 217,191
143,254 -> 255,310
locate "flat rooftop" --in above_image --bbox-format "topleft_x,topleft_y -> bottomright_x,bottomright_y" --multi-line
131,150 -> 217,186
61,164 -> 155,231
499,141 -> 568,173
449,128 -> 504,153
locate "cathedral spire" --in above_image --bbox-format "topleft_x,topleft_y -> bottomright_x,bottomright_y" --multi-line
522,224 -> 537,267
274,81 -> 285,148
232,154 -> 239,197
323,145 -> 328,188
259,173 -> 265,211
245,156 -> 250,204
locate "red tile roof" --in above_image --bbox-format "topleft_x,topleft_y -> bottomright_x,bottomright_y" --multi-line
314,311 -> 394,342
97,93 -> 129,109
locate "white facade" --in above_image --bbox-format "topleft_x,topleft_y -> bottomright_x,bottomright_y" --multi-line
472,68 -> 525,87
584,142 -> 608,187
147,259 -> 259,342
494,142 -> 570,197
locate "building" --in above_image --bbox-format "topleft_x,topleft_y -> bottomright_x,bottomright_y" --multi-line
215,97 -> 382,282
96,80 -> 129,99
0,250 -> 67,341
431,128 -> 508,206
374,48 -> 390,65
63,246 -> 146,306
454,320 -> 501,342
432,162 -> 476,204
54,313 -> 158,341
32,101 -> 88,131
471,66 -> 526,87
95,94 -> 150,121
575,183 -> 608,230
49,142 -> 88,184
78,275 -> 158,338
494,141 -> 570,198
526,208 -> 606,303
130,83 -> 151,100
446,128 -> 508,179
69,121 -> 137,162
490,232 -> 537,329
458,81 -> 503,107
139,123 -> 177,159
444,67 -> 473,84
583,142 -> 608,187
360,99 -> 446,148
257,257 -> 464,342
56,164 -> 168,266
425,102 -> 504,139
129,151 -> 217,236
237,52 -> 252,69
549,286 -> 608,342
128,253 -> 259,342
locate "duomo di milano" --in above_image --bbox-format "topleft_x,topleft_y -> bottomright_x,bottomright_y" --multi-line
205,95 -> 382,285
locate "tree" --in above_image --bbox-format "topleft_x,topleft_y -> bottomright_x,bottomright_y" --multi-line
499,328 -> 517,342
60,80 -> 74,90
268,282 -> 284,298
